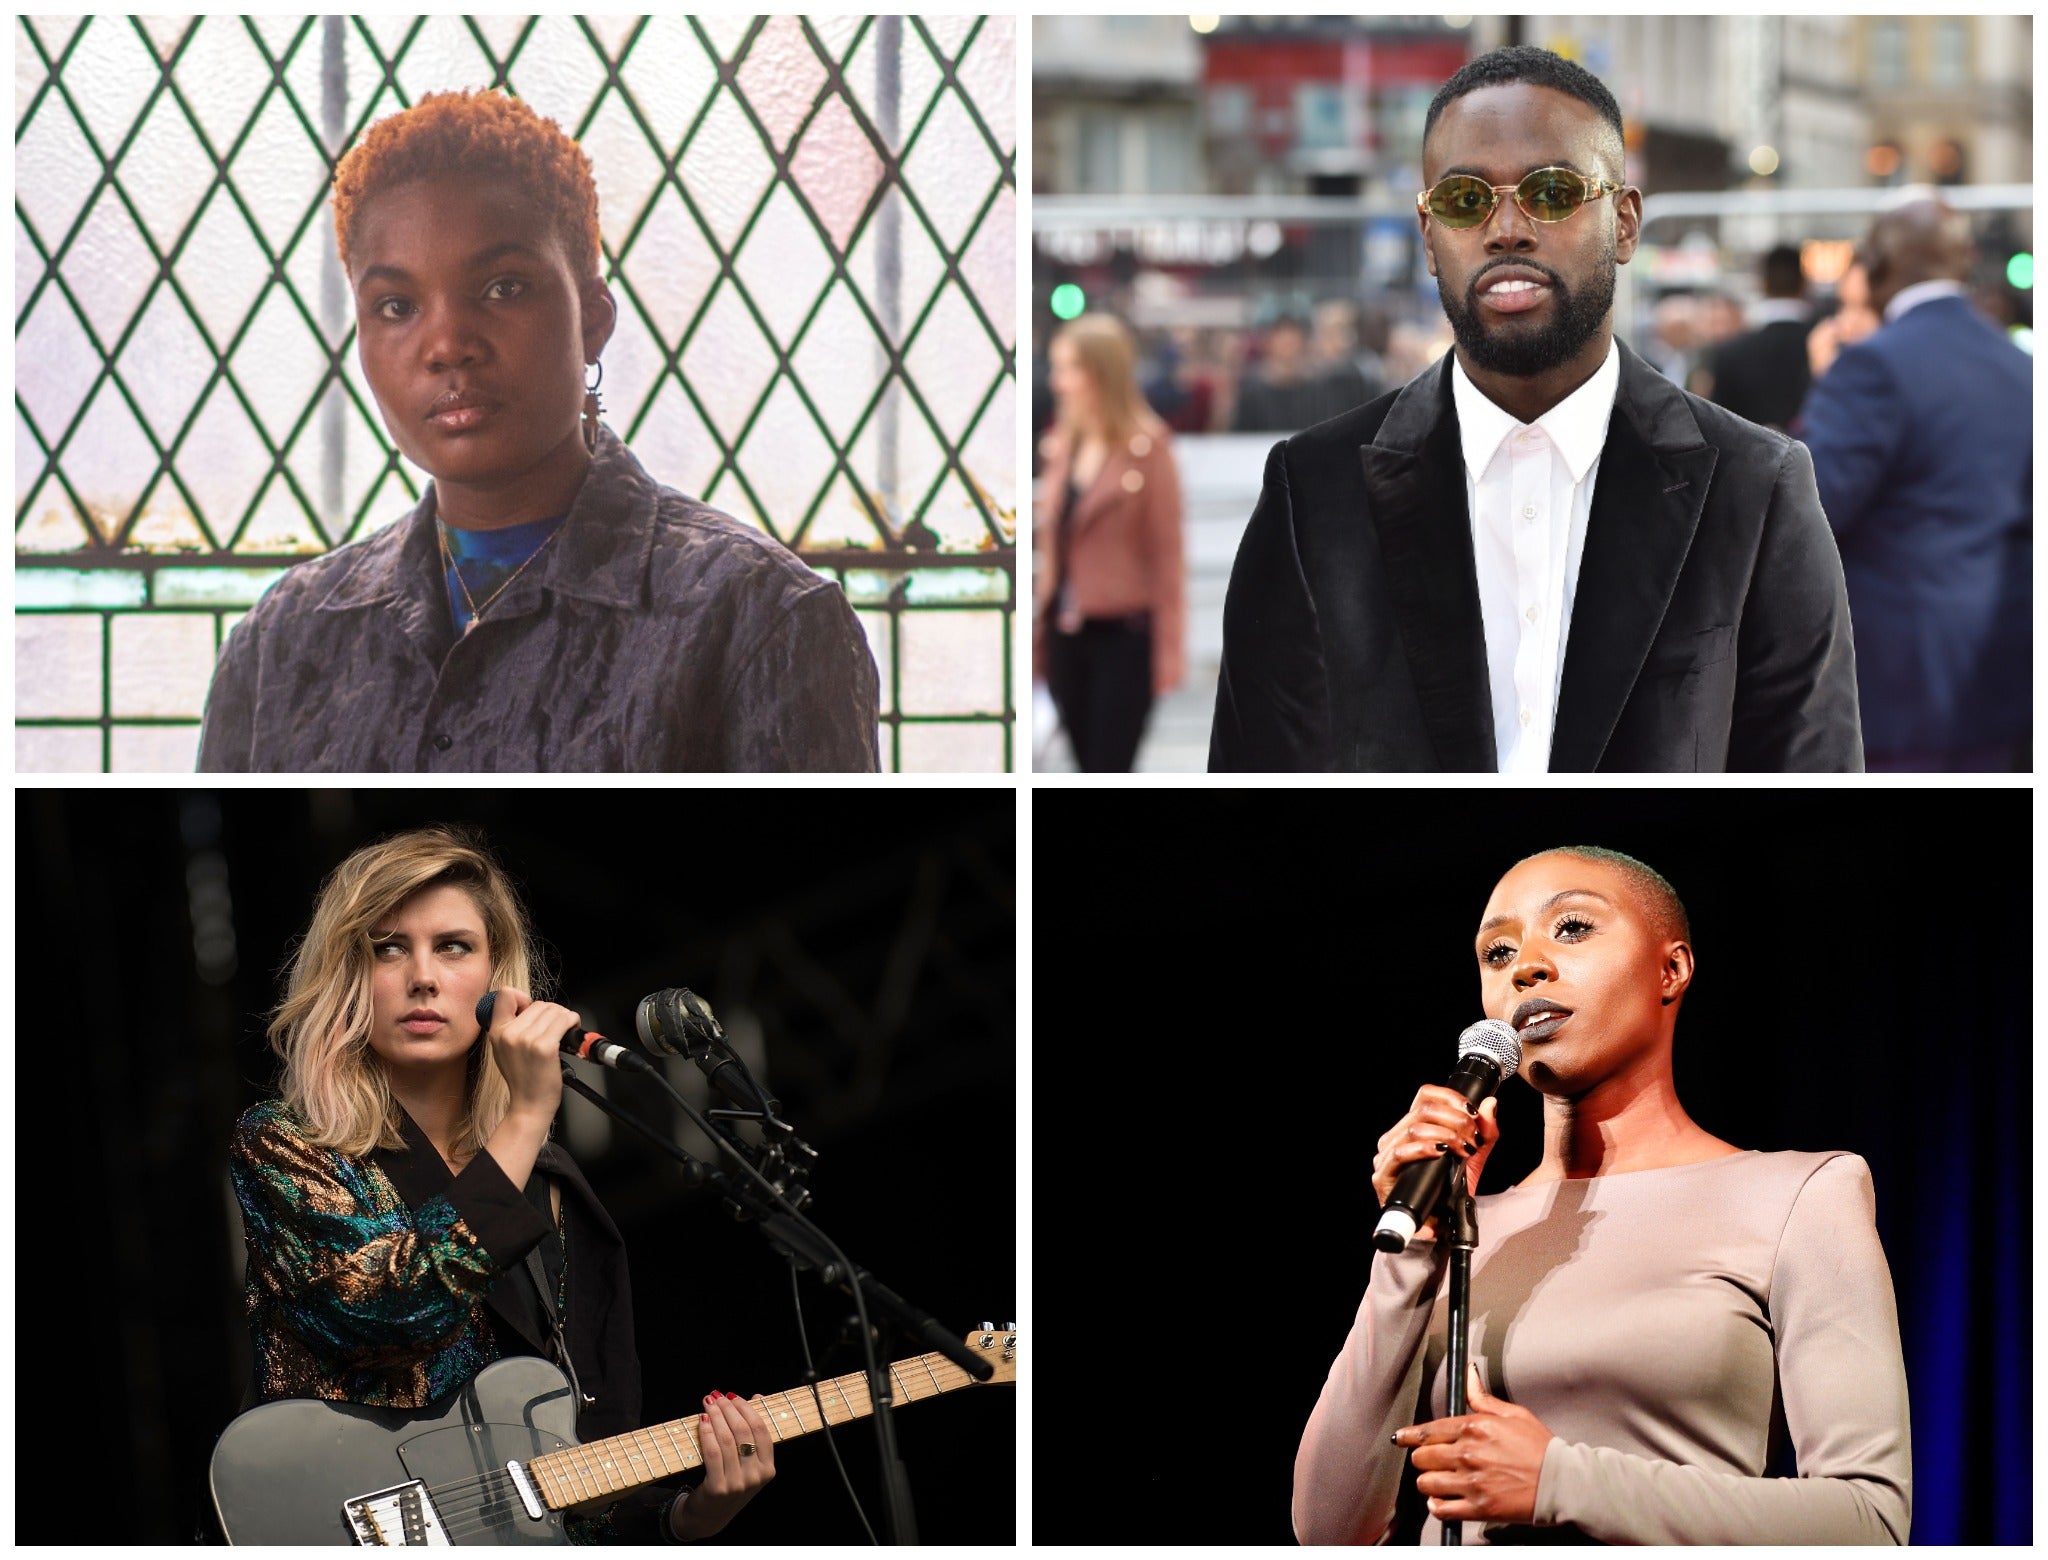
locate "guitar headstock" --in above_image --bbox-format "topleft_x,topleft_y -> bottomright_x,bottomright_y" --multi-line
963,1322 -> 1018,1386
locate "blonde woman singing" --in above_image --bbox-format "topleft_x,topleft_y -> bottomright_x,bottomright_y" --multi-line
228,824 -> 774,1542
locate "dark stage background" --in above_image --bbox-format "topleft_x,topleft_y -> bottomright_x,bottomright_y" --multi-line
1036,787 -> 2029,1546
18,788 -> 1015,1546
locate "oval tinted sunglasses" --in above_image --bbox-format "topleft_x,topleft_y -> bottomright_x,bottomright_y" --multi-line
1418,167 -> 1627,228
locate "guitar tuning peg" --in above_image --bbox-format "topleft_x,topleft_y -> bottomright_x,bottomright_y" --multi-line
978,1321 -> 993,1333
1002,1321 -> 1016,1332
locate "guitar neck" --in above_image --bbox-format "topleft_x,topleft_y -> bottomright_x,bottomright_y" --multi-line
524,1348 -> 988,1511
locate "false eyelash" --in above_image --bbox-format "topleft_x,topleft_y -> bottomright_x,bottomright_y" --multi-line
1480,913 -> 1595,967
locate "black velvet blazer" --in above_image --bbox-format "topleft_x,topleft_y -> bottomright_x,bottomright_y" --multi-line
1209,339 -> 1864,772
197,427 -> 880,772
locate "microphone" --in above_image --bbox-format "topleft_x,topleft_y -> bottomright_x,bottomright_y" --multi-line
636,987 -> 783,1121
475,991 -> 652,1074
1371,1019 -> 1522,1254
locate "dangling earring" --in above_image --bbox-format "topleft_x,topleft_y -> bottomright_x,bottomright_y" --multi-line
582,360 -> 605,455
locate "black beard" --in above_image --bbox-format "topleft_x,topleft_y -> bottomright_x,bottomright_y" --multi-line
1439,255 -> 1616,377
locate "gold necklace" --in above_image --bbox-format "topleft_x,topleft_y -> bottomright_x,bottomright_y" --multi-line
437,516 -> 562,636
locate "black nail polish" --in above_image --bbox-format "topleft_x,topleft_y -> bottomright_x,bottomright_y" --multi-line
1435,1142 -> 1451,1154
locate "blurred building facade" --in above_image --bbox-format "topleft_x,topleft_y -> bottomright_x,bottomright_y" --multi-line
1032,16 -> 1203,194
1854,15 -> 2031,186
1035,15 -> 2031,208
1034,15 -> 2031,340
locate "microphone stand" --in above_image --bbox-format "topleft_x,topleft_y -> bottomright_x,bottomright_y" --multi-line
558,1064 -> 708,1183
557,1058 -> 992,1545
1439,1168 -> 1478,1548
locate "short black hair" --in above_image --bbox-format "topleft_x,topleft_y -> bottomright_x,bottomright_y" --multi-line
1520,845 -> 1691,946
1424,46 -> 1626,173
1760,243 -> 1806,299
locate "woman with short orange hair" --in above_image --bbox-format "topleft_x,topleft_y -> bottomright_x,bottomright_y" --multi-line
199,90 -> 877,773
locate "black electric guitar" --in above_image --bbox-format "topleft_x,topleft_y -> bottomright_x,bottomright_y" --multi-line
210,1324 -> 1017,1544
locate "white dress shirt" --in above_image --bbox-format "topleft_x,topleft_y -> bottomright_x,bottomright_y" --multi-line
1451,340 -> 1621,773
1881,277 -> 1969,323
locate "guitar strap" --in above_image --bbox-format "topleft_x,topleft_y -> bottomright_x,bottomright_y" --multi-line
523,1177 -> 593,1414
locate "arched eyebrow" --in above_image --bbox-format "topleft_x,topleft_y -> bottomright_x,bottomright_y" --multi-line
1476,888 -> 1614,940
369,926 -> 482,943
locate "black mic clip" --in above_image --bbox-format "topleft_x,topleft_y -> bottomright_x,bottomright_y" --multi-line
635,986 -> 819,1213
706,1118 -> 818,1219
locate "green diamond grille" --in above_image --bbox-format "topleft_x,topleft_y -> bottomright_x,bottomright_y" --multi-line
15,14 -> 1018,772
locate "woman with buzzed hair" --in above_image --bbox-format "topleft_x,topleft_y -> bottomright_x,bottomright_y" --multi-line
1294,846 -> 1910,1544
198,89 -> 878,773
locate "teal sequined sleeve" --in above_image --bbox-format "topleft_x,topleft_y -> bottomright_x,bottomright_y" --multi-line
229,1100 -> 535,1409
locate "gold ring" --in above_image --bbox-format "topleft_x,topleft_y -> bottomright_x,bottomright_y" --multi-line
737,1442 -> 756,1457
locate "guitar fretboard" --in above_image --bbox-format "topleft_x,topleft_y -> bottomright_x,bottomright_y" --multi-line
525,1349 -> 988,1510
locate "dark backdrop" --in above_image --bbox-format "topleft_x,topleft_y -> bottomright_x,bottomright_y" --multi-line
1036,786 -> 2028,1545
17,787 -> 1015,1545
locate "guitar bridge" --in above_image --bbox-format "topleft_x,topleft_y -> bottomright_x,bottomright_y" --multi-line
343,1481 -> 449,1546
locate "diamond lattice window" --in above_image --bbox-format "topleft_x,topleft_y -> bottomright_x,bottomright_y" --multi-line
15,15 -> 1017,772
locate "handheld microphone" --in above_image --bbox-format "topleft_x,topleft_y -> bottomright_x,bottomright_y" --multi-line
475,991 -> 652,1074
1371,1019 -> 1522,1254
636,987 -> 782,1120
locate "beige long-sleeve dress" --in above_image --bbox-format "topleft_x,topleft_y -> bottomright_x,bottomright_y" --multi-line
1293,1151 -> 1910,1544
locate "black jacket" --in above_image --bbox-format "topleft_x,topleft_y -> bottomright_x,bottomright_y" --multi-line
1709,318 -> 1813,433
1209,339 -> 1863,772
197,427 -> 879,772
231,1100 -> 677,1541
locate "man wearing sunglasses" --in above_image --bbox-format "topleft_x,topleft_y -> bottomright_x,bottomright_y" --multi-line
1210,46 -> 1862,772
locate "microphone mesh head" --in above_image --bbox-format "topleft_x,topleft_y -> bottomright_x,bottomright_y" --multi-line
635,994 -> 679,1057
1458,1017 -> 1522,1073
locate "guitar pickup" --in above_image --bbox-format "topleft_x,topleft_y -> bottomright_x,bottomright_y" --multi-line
342,1481 -> 450,1546
505,1460 -> 546,1522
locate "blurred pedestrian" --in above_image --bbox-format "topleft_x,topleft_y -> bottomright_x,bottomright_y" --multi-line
1034,313 -> 1187,772
1211,45 -> 1861,772
1803,260 -> 1881,385
1385,318 -> 1453,386
1799,198 -> 2032,771
1311,299 -> 1385,405
1701,245 -> 1812,431
1233,315 -> 1366,431
1159,326 -> 1218,435
1681,292 -> 1739,397
1640,293 -> 1697,384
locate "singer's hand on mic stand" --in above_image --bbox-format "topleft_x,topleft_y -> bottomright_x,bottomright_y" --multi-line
1371,1087 -> 1500,1243
1395,1360 -> 1555,1527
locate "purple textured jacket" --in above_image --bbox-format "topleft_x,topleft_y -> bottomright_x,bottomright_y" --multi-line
197,428 -> 879,772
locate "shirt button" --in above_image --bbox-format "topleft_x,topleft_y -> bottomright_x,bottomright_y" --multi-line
434,734 -> 453,752
1525,605 -> 1540,623
1519,707 -> 1533,727
1522,504 -> 1537,519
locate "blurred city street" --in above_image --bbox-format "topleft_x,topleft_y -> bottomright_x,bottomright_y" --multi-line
1029,16 -> 2033,772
